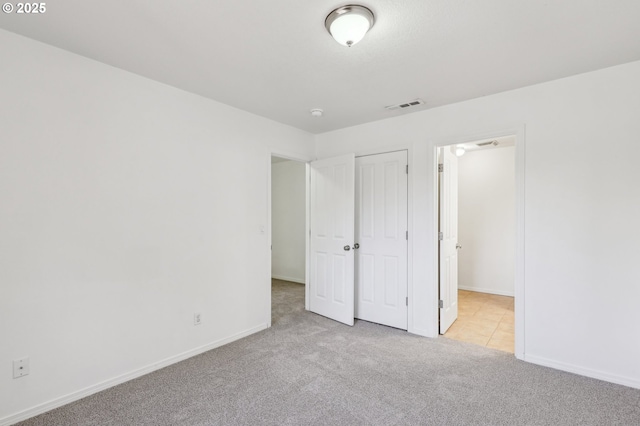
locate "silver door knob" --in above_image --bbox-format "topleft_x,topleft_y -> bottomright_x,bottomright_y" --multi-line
353,243 -> 360,249
343,245 -> 351,251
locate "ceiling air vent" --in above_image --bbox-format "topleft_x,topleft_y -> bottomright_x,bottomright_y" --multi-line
385,99 -> 425,111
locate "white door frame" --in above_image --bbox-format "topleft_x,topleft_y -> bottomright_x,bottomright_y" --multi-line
267,150 -> 313,328
433,127 -> 526,359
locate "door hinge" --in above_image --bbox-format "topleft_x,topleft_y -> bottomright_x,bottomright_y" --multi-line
438,232 -> 443,241
439,300 -> 444,309
406,297 -> 408,306
438,164 -> 443,172
406,164 -> 409,174
406,230 -> 408,240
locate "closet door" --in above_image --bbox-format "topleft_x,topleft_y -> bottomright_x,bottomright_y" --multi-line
355,151 -> 408,330
309,154 -> 355,326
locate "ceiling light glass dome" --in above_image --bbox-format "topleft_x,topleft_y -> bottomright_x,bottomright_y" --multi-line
325,5 -> 375,47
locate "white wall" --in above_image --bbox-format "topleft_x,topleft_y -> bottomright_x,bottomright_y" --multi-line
0,29 -> 314,424
316,60 -> 640,389
458,146 -> 515,296
271,160 -> 306,283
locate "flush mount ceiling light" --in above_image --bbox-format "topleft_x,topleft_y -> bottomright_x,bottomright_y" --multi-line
310,108 -> 324,117
325,5 -> 375,47
456,146 -> 466,157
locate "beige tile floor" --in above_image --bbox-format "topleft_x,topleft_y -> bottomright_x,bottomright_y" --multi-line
443,290 -> 515,353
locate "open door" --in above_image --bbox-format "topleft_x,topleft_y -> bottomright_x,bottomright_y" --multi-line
309,154 -> 355,326
439,146 -> 459,333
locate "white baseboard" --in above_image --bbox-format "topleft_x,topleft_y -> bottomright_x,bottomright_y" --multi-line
458,286 -> 514,297
271,275 -> 305,284
524,354 -> 640,390
0,323 -> 268,426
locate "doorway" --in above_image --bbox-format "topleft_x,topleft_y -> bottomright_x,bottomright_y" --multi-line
437,136 -> 517,353
270,155 -> 307,325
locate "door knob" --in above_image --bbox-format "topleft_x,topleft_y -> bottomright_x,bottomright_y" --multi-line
456,244 -> 462,250
353,243 -> 360,249
343,245 -> 351,251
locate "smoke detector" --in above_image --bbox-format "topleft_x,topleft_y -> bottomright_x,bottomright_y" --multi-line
385,99 -> 425,111
310,108 -> 324,117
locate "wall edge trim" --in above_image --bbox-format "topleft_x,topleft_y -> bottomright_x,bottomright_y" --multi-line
524,354 -> 640,390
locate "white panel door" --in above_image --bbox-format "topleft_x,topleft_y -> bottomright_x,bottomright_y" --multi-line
309,154 -> 355,326
439,147 -> 459,333
355,151 -> 408,330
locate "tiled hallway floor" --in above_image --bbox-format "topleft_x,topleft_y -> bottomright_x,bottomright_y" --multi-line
443,290 -> 515,353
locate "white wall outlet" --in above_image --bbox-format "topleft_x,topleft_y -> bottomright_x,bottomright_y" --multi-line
194,313 -> 202,325
13,357 -> 29,379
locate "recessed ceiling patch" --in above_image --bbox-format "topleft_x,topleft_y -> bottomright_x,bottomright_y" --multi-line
385,99 -> 425,111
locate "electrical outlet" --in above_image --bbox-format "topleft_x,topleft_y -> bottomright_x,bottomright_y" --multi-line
13,357 -> 29,379
194,313 -> 202,325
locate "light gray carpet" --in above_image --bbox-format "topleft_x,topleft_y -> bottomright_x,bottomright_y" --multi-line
19,279 -> 640,425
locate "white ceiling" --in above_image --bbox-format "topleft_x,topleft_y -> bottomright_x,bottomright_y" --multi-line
2,1 -> 640,134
